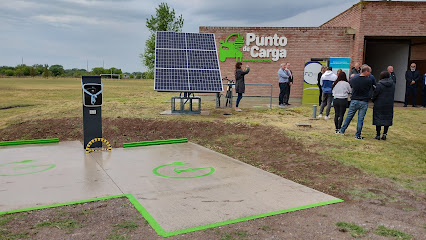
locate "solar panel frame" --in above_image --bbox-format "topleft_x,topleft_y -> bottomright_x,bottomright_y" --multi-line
154,31 -> 223,93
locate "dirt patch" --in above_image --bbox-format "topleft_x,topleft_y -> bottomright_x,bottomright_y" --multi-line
0,118 -> 425,239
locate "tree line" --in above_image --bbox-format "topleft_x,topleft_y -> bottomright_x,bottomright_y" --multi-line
0,64 -> 150,79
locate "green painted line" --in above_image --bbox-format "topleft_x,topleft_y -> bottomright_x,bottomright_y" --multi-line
0,193 -> 343,238
160,199 -> 344,237
0,194 -> 126,215
125,194 -> 167,236
0,138 -> 59,147
123,138 -> 188,148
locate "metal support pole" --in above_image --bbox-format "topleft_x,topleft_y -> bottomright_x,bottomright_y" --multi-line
270,85 -> 273,109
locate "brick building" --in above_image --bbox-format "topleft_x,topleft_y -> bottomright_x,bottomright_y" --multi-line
200,1 -> 426,103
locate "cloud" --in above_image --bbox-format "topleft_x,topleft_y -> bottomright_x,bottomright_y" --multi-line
0,0 -> 421,72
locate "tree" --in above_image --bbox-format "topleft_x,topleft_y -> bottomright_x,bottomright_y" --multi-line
29,67 -> 36,77
108,67 -> 122,75
141,3 -> 184,77
33,64 -> 45,75
49,65 -> 64,77
42,64 -> 50,78
92,67 -> 106,76
13,64 -> 31,76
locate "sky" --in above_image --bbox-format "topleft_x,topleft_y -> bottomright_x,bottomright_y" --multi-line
0,0 -> 419,73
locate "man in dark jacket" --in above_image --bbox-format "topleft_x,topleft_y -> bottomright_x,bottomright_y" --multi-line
387,65 -> 396,84
284,62 -> 293,105
350,62 -> 360,76
338,64 -> 373,139
404,62 -> 421,107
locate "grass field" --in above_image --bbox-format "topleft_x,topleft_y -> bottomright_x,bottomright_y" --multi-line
0,77 -> 425,192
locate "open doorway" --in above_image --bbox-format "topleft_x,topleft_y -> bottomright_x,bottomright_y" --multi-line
364,39 -> 410,102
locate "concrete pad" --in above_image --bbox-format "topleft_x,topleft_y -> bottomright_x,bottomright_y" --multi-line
0,141 -> 342,236
92,142 -> 341,233
0,141 -> 122,212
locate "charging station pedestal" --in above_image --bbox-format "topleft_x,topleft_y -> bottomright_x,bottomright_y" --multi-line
82,76 -> 103,149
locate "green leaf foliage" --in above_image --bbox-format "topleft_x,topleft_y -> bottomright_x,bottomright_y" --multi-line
141,2 -> 184,73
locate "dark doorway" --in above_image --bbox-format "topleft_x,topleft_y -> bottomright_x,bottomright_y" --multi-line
365,39 -> 410,102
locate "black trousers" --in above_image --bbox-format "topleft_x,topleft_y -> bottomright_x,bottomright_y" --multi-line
284,83 -> 291,104
333,98 -> 347,130
279,83 -> 288,105
404,86 -> 417,106
318,85 -> 322,105
376,126 -> 389,135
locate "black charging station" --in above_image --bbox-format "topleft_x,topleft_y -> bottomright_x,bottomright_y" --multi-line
82,76 -> 103,149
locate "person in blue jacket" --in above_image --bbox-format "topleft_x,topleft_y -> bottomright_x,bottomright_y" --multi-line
318,67 -> 337,119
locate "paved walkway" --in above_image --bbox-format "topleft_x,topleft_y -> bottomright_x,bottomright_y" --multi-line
0,141 -> 341,235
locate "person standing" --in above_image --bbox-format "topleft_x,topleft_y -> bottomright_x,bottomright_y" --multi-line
235,62 -> 250,111
404,62 -> 420,107
318,67 -> 337,119
278,63 -> 290,107
332,72 -> 351,133
387,65 -> 396,84
284,62 -> 293,105
338,64 -> 373,139
350,62 -> 360,76
317,66 -> 327,106
372,71 -> 395,140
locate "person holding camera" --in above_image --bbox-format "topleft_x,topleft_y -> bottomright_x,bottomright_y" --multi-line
235,62 -> 250,112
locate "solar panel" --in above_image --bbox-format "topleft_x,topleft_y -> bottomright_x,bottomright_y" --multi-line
154,31 -> 223,92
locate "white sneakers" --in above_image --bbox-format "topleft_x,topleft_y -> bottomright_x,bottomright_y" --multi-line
317,114 -> 330,120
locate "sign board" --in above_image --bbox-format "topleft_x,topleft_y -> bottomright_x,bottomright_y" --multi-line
329,57 -> 351,78
302,61 -> 326,105
219,33 -> 287,63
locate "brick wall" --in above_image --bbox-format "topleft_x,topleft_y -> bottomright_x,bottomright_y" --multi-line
199,1 -> 425,100
200,27 -> 351,98
323,1 -> 426,65
411,39 -> 426,61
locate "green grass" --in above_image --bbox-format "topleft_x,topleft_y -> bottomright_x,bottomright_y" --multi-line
374,225 -> 413,240
336,222 -> 368,238
0,77 -> 425,192
0,230 -> 30,240
0,215 -> 14,226
108,233 -> 130,240
113,221 -> 139,230
35,219 -> 81,233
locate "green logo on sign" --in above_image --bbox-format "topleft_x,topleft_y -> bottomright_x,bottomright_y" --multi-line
153,161 -> 215,179
0,160 -> 56,176
219,33 -> 245,62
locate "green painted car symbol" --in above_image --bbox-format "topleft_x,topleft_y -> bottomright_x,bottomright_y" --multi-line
153,161 -> 215,179
0,160 -> 56,176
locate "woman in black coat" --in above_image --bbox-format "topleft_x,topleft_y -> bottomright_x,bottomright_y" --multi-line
372,71 -> 395,140
235,62 -> 250,111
